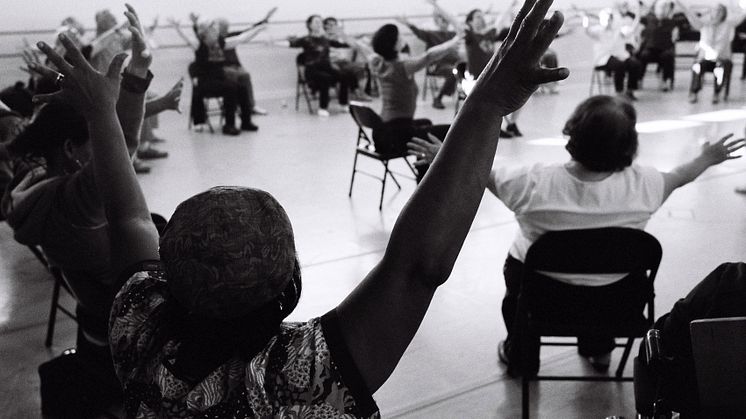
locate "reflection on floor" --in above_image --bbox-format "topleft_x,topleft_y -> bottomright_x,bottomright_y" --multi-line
1,42 -> 746,418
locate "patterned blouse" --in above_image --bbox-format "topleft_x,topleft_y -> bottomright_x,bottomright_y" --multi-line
110,264 -> 380,418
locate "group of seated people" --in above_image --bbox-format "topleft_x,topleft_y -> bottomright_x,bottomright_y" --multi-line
0,1 -> 745,418
581,0 -> 746,104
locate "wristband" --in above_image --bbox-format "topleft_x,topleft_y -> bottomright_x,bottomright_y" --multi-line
121,70 -> 154,94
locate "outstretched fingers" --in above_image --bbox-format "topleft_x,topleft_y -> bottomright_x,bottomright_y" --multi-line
36,42 -> 73,75
106,53 -> 129,79
504,0 -> 537,45
516,0 -> 555,45
531,11 -> 564,59
57,33 -> 90,70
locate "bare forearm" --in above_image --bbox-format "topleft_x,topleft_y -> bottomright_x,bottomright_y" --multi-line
88,109 -> 151,223
144,95 -> 169,118
386,99 -> 501,281
669,154 -> 715,186
117,87 -> 145,156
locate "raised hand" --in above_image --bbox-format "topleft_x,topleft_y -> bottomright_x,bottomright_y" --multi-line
163,78 -> 184,113
468,0 -> 569,117
701,134 -> 746,165
123,4 -> 152,77
407,133 -> 443,166
188,12 -> 200,25
31,34 -> 127,118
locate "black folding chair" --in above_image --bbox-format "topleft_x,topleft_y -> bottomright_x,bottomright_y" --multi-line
348,103 -> 417,210
187,62 -> 224,133
295,53 -> 315,114
27,245 -> 77,347
516,227 -> 662,419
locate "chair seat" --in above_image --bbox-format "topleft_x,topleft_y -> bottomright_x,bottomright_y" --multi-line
356,145 -> 406,161
530,316 -> 650,338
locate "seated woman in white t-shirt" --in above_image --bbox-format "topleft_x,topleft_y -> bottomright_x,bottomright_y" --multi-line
408,95 -> 744,375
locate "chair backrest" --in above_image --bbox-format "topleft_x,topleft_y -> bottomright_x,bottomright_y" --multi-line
349,103 -> 383,131
521,228 -> 662,328
523,227 -> 662,275
690,316 -> 746,416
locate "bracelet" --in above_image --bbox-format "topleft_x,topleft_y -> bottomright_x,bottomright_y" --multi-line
121,70 -> 154,94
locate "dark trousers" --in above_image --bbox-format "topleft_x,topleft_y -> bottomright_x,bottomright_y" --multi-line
639,47 -> 676,82
502,254 -> 649,373
223,65 -> 255,110
601,55 -> 642,92
372,119 -> 450,180
305,62 -> 351,109
429,65 -> 458,98
689,59 -> 732,95
195,79 -> 251,128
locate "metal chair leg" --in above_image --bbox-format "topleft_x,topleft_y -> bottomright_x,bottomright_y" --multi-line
616,337 -> 635,378
349,151 -> 359,197
379,161 -> 388,210
45,275 -> 62,347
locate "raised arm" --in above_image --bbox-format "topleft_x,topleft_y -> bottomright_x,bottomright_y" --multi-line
224,24 -> 267,49
334,0 -> 568,393
401,35 -> 461,76
34,5 -> 160,283
661,134 -> 745,201
168,17 -> 198,50
116,6 -> 152,156
426,0 -> 464,31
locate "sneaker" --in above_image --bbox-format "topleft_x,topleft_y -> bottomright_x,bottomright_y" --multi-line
222,125 -> 240,136
736,186 -> 746,194
132,159 -> 151,174
624,90 -> 637,101
317,109 -> 330,117
506,123 -> 523,137
689,93 -> 698,104
712,94 -> 720,105
251,106 -> 268,116
241,122 -> 259,131
137,147 -> 168,160
500,129 -> 514,139
432,97 -> 445,109
583,352 -> 611,372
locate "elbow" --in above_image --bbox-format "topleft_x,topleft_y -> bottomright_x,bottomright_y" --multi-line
415,259 -> 455,289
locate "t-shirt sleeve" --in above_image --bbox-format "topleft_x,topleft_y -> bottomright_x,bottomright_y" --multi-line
634,165 -> 666,210
489,165 -> 534,212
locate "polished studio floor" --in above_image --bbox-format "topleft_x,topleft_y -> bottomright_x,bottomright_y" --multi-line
1,30 -> 746,418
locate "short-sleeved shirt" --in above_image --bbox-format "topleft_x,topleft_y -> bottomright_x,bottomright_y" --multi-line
490,163 -> 665,285
289,35 -> 348,68
374,60 -> 418,122
640,15 -> 677,51
110,266 -> 381,418
464,28 -> 503,77
587,25 -> 632,66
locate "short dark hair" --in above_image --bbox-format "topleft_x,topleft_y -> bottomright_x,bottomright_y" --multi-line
372,24 -> 399,60
6,102 -> 88,166
323,17 -> 337,26
305,14 -> 321,31
466,9 -> 482,25
563,95 -> 638,172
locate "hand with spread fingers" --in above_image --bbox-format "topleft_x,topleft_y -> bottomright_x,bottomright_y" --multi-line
30,35 -> 126,118
701,134 -> 746,164
407,133 -> 442,166
163,77 -> 184,113
467,0 -> 569,117
123,3 -> 152,77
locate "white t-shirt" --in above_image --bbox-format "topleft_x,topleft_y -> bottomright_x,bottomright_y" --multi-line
698,23 -> 735,61
587,21 -> 635,66
489,163 -> 665,286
